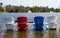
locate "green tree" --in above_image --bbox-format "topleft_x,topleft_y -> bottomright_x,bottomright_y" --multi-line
30,6 -> 41,12
54,8 -> 60,12
18,6 -> 29,12
40,6 -> 50,12
0,3 -> 4,12
50,7 -> 54,12
0,3 -> 3,6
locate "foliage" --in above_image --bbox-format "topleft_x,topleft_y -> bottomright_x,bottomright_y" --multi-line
0,5 -> 4,12
30,6 -> 41,12
40,7 -> 50,12
1,3 -> 60,13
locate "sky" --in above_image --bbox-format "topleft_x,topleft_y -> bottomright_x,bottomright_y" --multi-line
0,0 -> 60,8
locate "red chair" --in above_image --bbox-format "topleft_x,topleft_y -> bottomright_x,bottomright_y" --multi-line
17,16 -> 28,31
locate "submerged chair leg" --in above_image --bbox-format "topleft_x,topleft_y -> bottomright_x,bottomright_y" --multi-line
34,26 -> 37,31
56,25 -> 60,33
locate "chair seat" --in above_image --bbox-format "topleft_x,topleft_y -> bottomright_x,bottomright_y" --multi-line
6,24 -> 14,30
5,22 -> 14,24
18,25 -> 28,31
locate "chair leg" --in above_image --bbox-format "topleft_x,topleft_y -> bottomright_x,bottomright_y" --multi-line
34,27 -> 37,31
56,28 -> 59,33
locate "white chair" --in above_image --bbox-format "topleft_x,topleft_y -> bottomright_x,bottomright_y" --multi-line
4,17 -> 18,31
47,16 -> 58,29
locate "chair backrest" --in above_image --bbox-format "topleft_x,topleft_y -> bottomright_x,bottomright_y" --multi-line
47,16 -> 57,23
4,17 -> 14,24
34,16 -> 44,23
17,16 -> 27,23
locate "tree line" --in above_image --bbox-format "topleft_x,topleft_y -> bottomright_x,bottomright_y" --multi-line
0,3 -> 60,13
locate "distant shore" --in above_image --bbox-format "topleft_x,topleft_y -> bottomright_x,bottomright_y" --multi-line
0,3 -> 60,13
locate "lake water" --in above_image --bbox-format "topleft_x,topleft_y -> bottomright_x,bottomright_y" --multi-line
0,12 -> 60,38
0,12 -> 60,23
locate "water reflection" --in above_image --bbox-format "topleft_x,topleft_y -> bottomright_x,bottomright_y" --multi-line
27,31 -> 36,38
17,31 -> 27,38
48,30 -> 57,38
0,32 -> 5,38
43,31 -> 49,38
3,31 -> 14,38
0,30 -> 59,38
35,31 -> 44,38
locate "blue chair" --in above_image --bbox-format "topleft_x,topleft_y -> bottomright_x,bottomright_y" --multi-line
34,16 -> 44,31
